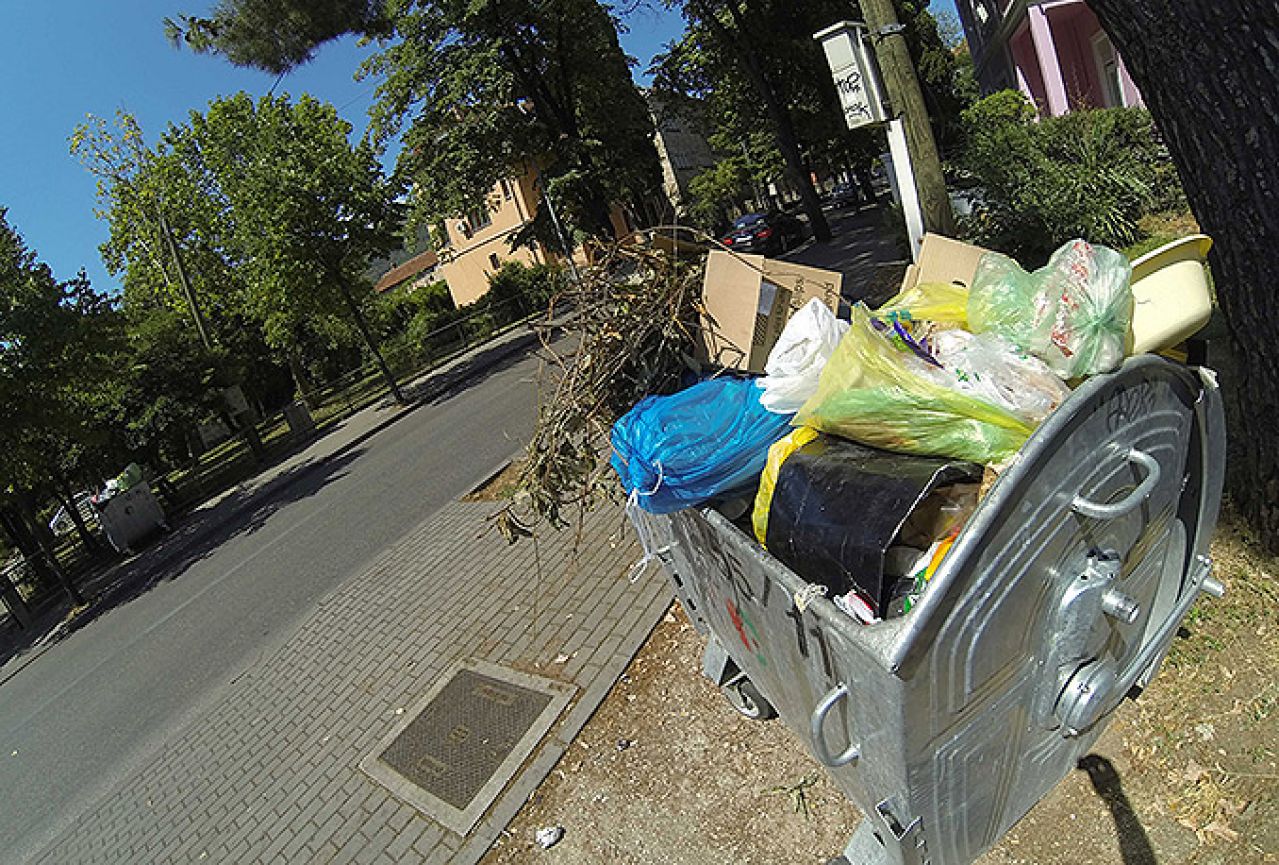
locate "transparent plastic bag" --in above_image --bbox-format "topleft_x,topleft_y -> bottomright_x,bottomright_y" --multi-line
760,299 -> 849,414
969,240 -> 1133,379
794,305 -> 1034,465
1041,240 -> 1133,377
929,329 -> 1071,425
968,253 -> 1057,354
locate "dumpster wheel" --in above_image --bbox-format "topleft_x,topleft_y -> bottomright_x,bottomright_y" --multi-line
722,677 -> 777,721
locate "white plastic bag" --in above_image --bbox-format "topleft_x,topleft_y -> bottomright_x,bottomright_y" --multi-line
760,299 -> 849,414
930,329 -> 1071,425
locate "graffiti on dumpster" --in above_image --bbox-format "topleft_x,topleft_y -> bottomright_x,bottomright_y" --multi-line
786,605 -> 836,678
726,599 -> 768,667
1101,381 -> 1157,434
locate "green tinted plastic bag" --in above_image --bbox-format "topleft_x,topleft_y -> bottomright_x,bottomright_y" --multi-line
969,240 -> 1133,379
794,305 -> 1035,465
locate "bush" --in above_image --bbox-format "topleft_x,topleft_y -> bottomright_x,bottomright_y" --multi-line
957,91 -> 1184,265
486,261 -> 566,311
402,280 -> 462,344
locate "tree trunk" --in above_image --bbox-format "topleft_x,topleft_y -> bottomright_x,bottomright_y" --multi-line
1085,1 -> 1279,548
0,503 -> 83,607
859,0 -> 956,236
692,0 -> 832,241
0,562 -> 33,629
287,346 -> 313,409
54,482 -> 102,555
334,270 -> 406,405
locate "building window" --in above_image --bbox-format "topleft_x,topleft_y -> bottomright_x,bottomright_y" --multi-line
488,253 -> 501,271
500,178 -> 514,200
467,205 -> 492,234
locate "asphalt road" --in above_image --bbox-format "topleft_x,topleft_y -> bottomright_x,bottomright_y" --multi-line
0,348 -> 542,863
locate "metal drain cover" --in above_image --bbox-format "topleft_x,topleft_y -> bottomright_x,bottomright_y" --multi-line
360,659 -> 574,835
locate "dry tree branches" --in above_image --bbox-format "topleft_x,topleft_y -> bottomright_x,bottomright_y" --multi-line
491,235 -> 729,541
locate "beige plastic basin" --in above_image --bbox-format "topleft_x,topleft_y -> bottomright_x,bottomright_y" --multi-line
1128,234 -> 1214,354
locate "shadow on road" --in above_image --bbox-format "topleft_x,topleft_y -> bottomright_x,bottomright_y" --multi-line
1078,754 -> 1158,865
1,447 -> 366,671
408,327 -> 545,407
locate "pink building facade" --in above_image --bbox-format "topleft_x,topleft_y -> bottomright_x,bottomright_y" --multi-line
956,0 -> 1143,116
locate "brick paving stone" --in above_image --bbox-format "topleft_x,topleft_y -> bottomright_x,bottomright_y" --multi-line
32,498 -> 668,864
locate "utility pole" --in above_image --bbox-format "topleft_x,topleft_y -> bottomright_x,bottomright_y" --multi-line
858,0 -> 956,236
157,208 -> 213,351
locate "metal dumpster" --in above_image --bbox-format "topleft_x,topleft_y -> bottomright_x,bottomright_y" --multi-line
96,481 -> 169,554
636,355 -> 1226,865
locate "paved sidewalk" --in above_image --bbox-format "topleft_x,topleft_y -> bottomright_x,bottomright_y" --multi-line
34,497 -> 670,864
784,203 -> 908,306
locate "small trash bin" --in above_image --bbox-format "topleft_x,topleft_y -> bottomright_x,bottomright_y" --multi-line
637,355 -> 1226,865
284,400 -> 315,437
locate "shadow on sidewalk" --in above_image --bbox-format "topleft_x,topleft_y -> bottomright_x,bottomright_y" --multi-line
1,447 -> 365,674
784,203 -> 910,307
1078,755 -> 1158,865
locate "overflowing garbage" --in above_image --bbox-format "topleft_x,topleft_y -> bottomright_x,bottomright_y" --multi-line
613,232 -> 1215,622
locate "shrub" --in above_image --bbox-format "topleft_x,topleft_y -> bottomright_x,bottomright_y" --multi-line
957,91 -> 1183,265
404,280 -> 462,344
486,261 -> 566,311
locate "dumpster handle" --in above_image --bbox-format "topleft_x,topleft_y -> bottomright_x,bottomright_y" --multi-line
810,683 -> 861,768
1072,448 -> 1161,520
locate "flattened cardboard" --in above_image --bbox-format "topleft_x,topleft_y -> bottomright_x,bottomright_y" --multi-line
699,250 -> 844,372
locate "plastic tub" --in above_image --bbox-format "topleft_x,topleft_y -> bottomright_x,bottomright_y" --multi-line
1128,234 -> 1214,354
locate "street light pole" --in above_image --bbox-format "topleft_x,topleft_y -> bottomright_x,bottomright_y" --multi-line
157,208 -> 213,351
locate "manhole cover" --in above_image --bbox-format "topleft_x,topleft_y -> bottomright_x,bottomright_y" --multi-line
360,659 -> 574,835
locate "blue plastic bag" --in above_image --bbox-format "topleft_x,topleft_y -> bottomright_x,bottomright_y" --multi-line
611,378 -> 795,514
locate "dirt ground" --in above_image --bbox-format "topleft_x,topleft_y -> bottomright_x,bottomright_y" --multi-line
480,511 -> 1277,865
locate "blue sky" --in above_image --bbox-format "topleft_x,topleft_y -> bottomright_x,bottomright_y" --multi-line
0,1 -> 955,294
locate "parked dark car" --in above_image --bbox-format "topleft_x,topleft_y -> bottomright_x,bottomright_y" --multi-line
829,182 -> 861,210
720,211 -> 805,255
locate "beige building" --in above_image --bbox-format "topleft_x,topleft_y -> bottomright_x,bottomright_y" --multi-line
436,172 -> 553,308
435,165 -> 638,308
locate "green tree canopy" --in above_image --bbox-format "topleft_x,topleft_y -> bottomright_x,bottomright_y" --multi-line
167,0 -> 664,241
78,96 -> 406,402
653,0 -> 968,231
0,208 -> 120,497
178,93 -> 402,350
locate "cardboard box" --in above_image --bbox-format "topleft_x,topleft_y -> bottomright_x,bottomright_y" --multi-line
900,233 -> 991,294
698,250 -> 843,372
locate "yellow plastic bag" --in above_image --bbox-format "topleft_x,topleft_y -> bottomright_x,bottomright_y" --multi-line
752,426 -> 820,545
876,281 -> 970,328
793,305 -> 1034,465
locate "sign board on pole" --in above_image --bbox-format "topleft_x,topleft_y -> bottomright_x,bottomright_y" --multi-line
814,21 -> 887,130
814,20 -> 927,261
